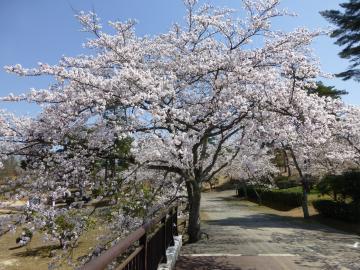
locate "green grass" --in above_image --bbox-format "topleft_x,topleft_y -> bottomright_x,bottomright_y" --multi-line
276,186 -> 316,194
277,186 -> 302,193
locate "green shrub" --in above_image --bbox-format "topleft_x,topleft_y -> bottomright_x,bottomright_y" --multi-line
261,189 -> 302,209
317,170 -> 360,203
237,185 -> 255,198
237,186 -> 303,210
313,200 -> 360,222
273,176 -> 299,189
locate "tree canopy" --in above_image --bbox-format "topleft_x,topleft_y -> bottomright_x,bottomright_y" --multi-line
0,0 -> 360,267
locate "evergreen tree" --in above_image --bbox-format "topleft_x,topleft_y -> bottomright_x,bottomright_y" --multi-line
308,81 -> 348,99
321,0 -> 360,81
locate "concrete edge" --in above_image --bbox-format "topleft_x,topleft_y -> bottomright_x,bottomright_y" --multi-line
157,235 -> 182,270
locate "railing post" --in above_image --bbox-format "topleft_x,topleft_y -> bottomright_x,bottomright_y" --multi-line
139,233 -> 147,270
161,216 -> 167,263
168,208 -> 174,246
173,206 -> 178,237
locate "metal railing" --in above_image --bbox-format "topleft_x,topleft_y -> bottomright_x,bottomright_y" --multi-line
81,205 -> 178,270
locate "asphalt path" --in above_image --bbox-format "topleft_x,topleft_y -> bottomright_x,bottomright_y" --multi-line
176,190 -> 360,270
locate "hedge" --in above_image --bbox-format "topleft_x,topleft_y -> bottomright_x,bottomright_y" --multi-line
312,200 -> 360,222
237,186 -> 303,210
273,176 -> 299,189
317,171 -> 360,203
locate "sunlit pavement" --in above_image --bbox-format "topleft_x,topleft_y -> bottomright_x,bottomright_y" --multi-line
176,190 -> 360,270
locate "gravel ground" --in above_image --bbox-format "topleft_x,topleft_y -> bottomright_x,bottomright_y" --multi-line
177,190 -> 360,270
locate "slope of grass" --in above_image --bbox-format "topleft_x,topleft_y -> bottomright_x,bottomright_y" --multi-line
0,214 -> 108,270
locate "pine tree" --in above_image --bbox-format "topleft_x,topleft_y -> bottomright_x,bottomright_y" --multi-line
308,81 -> 348,99
321,0 -> 360,81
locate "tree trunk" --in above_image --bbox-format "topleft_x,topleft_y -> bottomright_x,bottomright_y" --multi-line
284,150 -> 291,177
288,147 -> 309,219
187,182 -> 201,243
243,182 -> 248,198
209,181 -> 213,191
301,185 -> 310,219
253,187 -> 262,205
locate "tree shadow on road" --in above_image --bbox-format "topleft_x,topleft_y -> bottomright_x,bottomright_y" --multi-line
205,214 -> 360,269
205,212 -> 358,236
207,195 -> 360,235
175,256 -> 245,270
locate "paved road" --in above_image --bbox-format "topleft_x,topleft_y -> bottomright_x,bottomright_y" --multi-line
176,190 -> 360,270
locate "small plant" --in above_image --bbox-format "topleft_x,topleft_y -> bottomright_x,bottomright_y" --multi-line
16,228 -> 33,246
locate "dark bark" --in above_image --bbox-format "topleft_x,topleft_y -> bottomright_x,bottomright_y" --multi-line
283,149 -> 291,177
209,181 -> 214,191
253,187 -> 262,205
301,182 -> 310,219
243,182 -> 248,198
186,181 -> 201,243
289,148 -> 310,219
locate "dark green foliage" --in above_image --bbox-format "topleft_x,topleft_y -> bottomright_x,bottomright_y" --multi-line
317,170 -> 360,203
308,81 -> 348,99
90,136 -> 134,197
313,200 -> 360,222
317,175 -> 342,201
315,171 -> 360,222
237,186 -> 303,210
321,0 -> 360,81
237,185 -> 254,198
273,175 -> 299,189
96,137 -> 134,171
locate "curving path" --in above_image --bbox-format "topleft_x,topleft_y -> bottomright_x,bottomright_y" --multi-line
175,190 -> 360,270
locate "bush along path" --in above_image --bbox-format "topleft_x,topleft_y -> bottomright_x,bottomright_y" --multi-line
176,190 -> 360,270
313,170 -> 360,223
237,186 -> 304,210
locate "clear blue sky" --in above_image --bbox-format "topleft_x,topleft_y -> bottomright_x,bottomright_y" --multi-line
0,0 -> 358,115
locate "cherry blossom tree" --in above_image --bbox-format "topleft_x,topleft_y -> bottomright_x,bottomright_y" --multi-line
0,0 -> 350,251
258,89 -> 348,217
336,106 -> 360,161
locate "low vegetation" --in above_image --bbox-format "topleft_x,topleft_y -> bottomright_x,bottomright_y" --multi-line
238,170 -> 360,224
238,186 -> 303,210
237,184 -> 329,211
313,170 -> 360,222
312,200 -> 360,222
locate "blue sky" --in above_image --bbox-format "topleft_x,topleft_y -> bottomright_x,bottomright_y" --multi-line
0,0 -> 358,115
